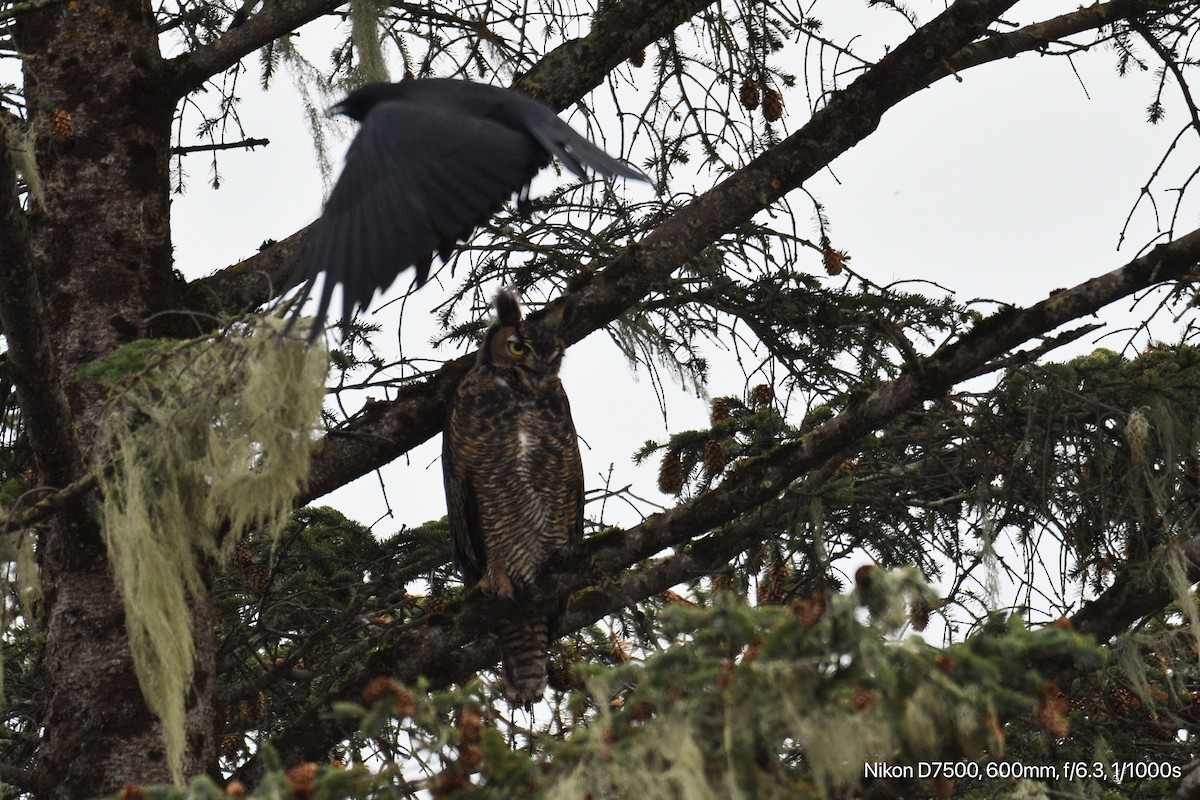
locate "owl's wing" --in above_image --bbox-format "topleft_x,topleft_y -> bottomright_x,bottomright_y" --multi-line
561,393 -> 586,551
443,402 -> 487,587
285,100 -> 547,342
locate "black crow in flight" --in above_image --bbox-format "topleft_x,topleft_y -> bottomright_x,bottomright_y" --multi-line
283,78 -> 650,342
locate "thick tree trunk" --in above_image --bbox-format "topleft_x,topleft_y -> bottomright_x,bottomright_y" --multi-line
10,1 -> 216,795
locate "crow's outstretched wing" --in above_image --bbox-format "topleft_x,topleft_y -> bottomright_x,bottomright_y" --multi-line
285,100 -> 547,341
284,79 -> 650,343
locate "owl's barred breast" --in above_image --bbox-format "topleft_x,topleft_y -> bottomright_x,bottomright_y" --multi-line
485,395 -> 574,590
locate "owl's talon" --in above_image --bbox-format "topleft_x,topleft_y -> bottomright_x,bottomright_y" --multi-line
478,572 -> 515,600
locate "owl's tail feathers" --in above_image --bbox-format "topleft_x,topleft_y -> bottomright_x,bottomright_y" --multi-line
499,616 -> 550,708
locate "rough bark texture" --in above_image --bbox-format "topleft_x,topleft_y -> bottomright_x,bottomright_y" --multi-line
12,0 -> 214,794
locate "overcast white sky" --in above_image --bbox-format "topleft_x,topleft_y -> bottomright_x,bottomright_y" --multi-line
166,2 -> 1188,566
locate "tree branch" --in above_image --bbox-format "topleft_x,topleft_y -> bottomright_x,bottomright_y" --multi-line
0,0 -> 65,24
0,762 -> 34,793
171,137 -> 270,156
1072,531 -> 1200,642
180,0 -> 1173,329
513,0 -> 716,110
182,0 -> 1174,326
192,0 -> 1186,509
165,0 -> 344,98
938,0 -> 1178,78
0,472 -> 100,536
0,115 -> 86,496
253,457 -> 843,773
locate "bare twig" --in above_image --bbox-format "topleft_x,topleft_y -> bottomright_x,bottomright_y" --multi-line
170,136 -> 269,156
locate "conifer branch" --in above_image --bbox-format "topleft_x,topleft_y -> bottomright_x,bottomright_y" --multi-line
170,137 -> 270,156
165,0 -> 344,98
939,0 -> 1178,78
181,0 -> 720,320
184,0 -> 1178,327
188,0 -> 1180,504
295,0 -> 1022,501
0,472 -> 100,536
1073,530 -> 1200,642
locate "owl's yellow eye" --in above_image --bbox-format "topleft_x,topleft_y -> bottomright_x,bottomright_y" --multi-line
506,339 -> 527,356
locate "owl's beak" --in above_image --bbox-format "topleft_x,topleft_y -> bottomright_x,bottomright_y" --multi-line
518,361 -> 553,389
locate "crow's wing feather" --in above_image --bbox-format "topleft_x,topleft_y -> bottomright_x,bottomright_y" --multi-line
283,79 -> 650,342
287,100 -> 543,340
523,116 -> 649,183
396,79 -> 649,183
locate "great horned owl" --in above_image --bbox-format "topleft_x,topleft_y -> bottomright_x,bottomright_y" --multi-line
442,291 -> 584,706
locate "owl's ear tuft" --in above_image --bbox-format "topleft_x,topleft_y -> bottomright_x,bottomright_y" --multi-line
494,291 -> 522,327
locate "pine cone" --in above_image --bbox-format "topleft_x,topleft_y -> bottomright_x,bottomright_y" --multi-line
610,632 -> 631,662
762,88 -> 784,122
793,591 -> 828,627
657,448 -> 683,494
739,77 -> 760,111
757,557 -> 790,604
457,707 -> 483,772
704,438 -> 727,476
629,48 -> 646,68
241,691 -> 265,723
247,565 -> 269,594
630,699 -> 655,721
910,597 -> 930,631
233,539 -> 253,566
660,589 -> 698,608
752,384 -> 774,407
49,108 -> 74,137
851,686 -> 878,712
1034,682 -> 1069,738
822,246 -> 849,276
286,763 -> 318,800
221,734 -> 242,761
710,396 -> 733,423
362,676 -> 401,705
547,657 -> 574,692
118,784 -> 145,800
854,564 -> 874,590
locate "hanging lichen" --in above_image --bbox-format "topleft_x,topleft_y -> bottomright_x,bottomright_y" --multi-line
0,115 -> 45,210
90,317 -> 327,784
349,0 -> 389,85
0,526 -> 40,702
